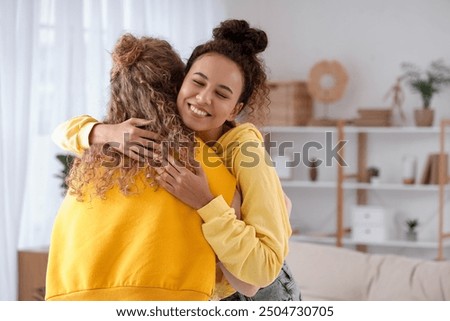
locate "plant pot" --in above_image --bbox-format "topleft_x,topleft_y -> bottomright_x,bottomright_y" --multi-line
406,230 -> 417,241
414,108 -> 434,127
308,158 -> 319,182
309,166 -> 318,182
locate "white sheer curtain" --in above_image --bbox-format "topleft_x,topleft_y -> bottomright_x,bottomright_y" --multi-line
0,0 -> 226,300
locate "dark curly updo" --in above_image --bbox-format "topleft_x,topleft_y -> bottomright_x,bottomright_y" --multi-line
185,19 -> 270,125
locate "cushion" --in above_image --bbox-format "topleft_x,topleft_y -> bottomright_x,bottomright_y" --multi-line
367,254 -> 450,300
286,241 -> 450,301
286,242 -> 372,300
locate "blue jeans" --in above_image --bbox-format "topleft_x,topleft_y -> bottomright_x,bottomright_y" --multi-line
220,262 -> 301,301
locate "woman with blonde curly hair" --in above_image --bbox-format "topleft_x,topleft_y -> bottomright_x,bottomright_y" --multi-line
45,33 -> 241,301
67,34 -> 193,200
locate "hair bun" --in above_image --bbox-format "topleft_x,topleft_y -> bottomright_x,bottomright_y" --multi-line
212,19 -> 267,54
112,33 -> 144,69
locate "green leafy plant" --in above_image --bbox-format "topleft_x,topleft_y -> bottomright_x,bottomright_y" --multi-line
401,59 -> 450,109
367,166 -> 379,177
55,154 -> 76,195
406,219 -> 419,232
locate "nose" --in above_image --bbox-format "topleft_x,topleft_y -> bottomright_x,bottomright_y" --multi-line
196,89 -> 212,105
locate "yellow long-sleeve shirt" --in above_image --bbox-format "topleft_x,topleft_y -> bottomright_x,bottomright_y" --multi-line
200,123 -> 291,287
46,136 -> 236,300
52,116 -> 292,291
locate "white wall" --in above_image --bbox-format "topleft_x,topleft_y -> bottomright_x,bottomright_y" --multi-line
222,0 -> 450,125
222,0 -> 450,259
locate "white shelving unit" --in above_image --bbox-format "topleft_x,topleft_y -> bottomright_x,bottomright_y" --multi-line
280,180 -> 442,191
265,125 -> 441,135
265,121 -> 450,260
290,234 -> 450,249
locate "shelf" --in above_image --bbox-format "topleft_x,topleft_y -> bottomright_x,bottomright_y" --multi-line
281,180 -> 335,188
291,234 -> 450,249
264,126 -> 336,133
269,120 -> 450,260
264,125 -> 443,134
281,180 -> 444,191
343,182 -> 442,191
344,126 -> 441,134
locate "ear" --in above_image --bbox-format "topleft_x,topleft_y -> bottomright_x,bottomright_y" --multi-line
227,102 -> 244,121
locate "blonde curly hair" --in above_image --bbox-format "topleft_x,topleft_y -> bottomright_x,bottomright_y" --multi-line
67,34 -> 194,200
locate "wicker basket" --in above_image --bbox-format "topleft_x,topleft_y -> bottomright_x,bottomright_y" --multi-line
266,81 -> 313,126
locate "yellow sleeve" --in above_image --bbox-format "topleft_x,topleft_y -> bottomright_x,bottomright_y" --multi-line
196,140 -> 237,207
198,137 -> 291,287
51,115 -> 99,155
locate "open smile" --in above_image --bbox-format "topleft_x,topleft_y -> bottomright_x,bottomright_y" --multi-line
188,104 -> 211,117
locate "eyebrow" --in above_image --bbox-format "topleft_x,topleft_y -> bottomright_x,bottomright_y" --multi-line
193,72 -> 234,94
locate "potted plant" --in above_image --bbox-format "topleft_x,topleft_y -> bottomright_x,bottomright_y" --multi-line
401,59 -> 450,126
405,219 -> 419,241
307,157 -> 319,182
366,166 -> 380,184
55,154 -> 76,196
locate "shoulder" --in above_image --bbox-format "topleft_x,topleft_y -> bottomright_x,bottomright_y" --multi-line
219,123 -> 264,145
218,123 -> 273,173
215,123 -> 266,159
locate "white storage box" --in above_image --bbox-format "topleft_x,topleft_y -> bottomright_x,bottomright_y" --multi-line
351,206 -> 394,243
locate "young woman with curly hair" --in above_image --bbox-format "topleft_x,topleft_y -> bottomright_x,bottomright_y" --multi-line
53,20 -> 300,301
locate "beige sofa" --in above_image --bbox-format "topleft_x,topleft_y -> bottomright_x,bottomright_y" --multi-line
286,241 -> 450,300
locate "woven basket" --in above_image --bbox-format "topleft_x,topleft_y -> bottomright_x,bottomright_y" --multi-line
266,81 -> 313,126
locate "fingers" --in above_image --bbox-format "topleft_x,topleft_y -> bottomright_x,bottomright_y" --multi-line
166,154 -> 183,174
126,141 -> 161,156
154,154 -> 192,185
126,118 -> 152,127
128,145 -> 161,162
154,166 -> 177,191
154,171 -> 175,193
125,148 -> 144,162
124,118 -> 163,142
131,127 -> 162,142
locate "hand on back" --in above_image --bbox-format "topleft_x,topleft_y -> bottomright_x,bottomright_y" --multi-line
90,118 -> 162,161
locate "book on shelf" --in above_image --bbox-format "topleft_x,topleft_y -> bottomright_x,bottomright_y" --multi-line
420,153 -> 448,185
353,108 -> 392,127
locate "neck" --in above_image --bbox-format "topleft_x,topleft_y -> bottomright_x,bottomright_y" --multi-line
196,127 -> 223,146
196,122 -> 236,145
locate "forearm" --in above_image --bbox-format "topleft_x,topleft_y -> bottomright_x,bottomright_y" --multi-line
52,116 -> 159,161
217,262 -> 259,297
88,123 -> 110,145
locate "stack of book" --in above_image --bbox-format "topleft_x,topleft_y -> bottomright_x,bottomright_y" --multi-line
353,108 -> 392,127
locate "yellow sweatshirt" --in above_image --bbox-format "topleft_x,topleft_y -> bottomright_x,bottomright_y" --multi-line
52,116 -> 292,295
199,123 -> 291,292
46,140 -> 236,301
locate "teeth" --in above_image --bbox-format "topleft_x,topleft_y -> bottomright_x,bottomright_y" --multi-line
189,104 -> 208,117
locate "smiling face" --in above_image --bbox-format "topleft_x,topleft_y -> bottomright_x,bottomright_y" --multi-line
176,53 -> 244,142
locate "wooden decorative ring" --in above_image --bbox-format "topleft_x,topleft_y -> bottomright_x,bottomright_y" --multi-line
307,60 -> 348,103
